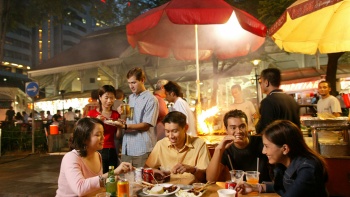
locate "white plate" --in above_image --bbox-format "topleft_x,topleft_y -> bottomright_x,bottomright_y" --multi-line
143,184 -> 180,196
175,189 -> 203,197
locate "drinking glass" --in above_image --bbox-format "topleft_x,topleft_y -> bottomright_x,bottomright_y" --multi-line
245,171 -> 260,196
229,170 -> 244,183
245,171 -> 259,184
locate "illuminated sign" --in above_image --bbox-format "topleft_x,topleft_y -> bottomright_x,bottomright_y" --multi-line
280,80 -> 321,92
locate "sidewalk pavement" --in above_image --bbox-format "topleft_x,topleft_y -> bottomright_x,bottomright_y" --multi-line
0,152 -> 65,197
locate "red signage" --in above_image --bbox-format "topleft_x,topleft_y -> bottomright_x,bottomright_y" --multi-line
281,80 -> 321,92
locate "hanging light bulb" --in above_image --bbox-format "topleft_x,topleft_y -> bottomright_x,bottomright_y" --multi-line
97,76 -> 101,81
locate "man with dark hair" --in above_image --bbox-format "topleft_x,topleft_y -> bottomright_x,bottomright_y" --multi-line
164,81 -> 197,136
145,111 -> 210,184
207,110 -> 270,183
120,67 -> 159,167
255,68 -> 300,134
317,81 -> 341,117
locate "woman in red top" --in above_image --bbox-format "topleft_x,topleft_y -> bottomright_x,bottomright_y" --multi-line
87,85 -> 123,173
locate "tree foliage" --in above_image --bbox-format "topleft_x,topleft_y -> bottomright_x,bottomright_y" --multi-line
257,0 -> 295,27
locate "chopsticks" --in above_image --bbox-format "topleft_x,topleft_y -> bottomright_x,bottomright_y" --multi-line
142,181 -> 154,187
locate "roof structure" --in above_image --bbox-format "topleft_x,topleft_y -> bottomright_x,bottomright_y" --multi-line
35,26 -> 130,70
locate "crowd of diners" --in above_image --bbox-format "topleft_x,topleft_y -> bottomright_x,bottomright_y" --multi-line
55,67 -> 329,197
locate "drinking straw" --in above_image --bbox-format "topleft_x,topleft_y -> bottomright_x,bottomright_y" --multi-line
257,157 -> 259,172
227,154 -> 234,170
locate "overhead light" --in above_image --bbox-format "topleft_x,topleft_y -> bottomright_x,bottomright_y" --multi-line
3,78 -> 7,81
18,65 -> 23,68
251,59 -> 261,66
27,66 -> 31,69
97,76 -> 101,81
77,77 -> 80,81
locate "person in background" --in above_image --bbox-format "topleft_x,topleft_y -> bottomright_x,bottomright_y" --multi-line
206,110 -> 270,183
64,107 -> 76,121
164,81 -> 197,136
154,79 -> 169,140
87,85 -> 123,173
47,111 -> 53,122
118,67 -> 159,168
237,120 -> 328,196
56,110 -> 63,121
22,111 -> 29,124
82,90 -> 99,118
311,93 -> 319,104
56,118 -> 134,197
14,112 -> 23,123
5,106 -> 15,126
51,114 -> 64,132
337,92 -> 349,116
112,88 -> 125,166
74,110 -> 81,120
145,111 -> 210,184
39,111 -> 45,120
230,84 -> 257,133
112,88 -> 125,112
256,68 -> 300,134
317,81 -> 342,117
64,107 -> 76,133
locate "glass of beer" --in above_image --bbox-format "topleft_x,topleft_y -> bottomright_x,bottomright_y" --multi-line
122,104 -> 131,118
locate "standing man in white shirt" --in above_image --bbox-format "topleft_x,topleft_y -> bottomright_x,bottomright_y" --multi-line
317,81 -> 342,117
164,81 -> 197,136
64,107 -> 76,133
230,84 -> 257,133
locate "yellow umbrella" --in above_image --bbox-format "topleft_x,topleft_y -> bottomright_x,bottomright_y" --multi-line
269,0 -> 350,54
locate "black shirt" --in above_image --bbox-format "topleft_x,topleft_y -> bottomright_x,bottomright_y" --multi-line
221,135 -> 271,182
256,89 -> 300,134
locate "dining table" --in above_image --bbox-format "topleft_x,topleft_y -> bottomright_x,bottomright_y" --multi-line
87,182 -> 280,197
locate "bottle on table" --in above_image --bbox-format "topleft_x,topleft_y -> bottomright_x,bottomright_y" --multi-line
106,166 -> 116,197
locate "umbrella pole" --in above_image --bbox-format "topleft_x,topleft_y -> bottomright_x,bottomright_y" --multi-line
195,24 -> 201,136
195,24 -> 201,106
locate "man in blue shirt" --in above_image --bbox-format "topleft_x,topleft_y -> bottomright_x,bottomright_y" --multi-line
120,67 -> 159,167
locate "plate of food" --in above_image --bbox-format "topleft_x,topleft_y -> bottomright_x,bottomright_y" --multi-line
104,119 -> 123,126
175,188 -> 204,197
143,184 -> 179,196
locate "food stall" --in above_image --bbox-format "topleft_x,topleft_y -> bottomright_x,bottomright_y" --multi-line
301,117 -> 350,196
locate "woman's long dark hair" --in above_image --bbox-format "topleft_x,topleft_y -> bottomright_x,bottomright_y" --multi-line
262,120 -> 327,175
71,117 -> 104,157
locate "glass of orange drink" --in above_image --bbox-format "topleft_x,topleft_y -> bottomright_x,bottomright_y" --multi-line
245,171 -> 260,196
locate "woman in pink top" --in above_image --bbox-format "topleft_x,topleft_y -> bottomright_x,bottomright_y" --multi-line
87,85 -> 124,173
56,118 -> 133,197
